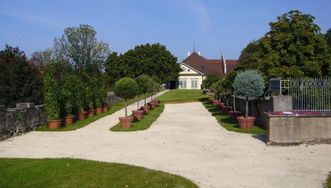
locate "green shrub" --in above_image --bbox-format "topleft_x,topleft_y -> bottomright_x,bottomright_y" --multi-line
113,77 -> 138,117
135,75 -> 150,107
44,71 -> 60,120
233,70 -> 264,117
202,75 -> 220,89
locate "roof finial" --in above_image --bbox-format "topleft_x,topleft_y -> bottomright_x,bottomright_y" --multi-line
193,41 -> 196,52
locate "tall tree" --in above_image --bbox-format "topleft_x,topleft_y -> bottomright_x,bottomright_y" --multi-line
238,10 -> 331,79
105,43 -> 180,86
0,45 -> 42,106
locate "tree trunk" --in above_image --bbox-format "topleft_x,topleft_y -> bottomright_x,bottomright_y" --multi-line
233,93 -> 236,111
245,97 -> 248,118
125,99 -> 127,117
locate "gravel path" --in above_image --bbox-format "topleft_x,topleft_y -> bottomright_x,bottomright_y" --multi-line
0,99 -> 331,188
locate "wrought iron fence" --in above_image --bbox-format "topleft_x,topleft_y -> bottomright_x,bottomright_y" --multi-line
287,78 -> 331,111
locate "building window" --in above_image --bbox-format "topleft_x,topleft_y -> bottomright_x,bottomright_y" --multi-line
179,79 -> 187,89
191,79 -> 198,89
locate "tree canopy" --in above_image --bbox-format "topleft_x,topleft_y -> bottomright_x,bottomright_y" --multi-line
105,43 -> 180,86
0,45 -> 43,107
238,10 -> 331,80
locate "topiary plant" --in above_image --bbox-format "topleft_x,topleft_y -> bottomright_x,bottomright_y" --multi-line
233,70 -> 264,117
44,70 -> 60,120
113,77 -> 138,117
135,74 -> 150,109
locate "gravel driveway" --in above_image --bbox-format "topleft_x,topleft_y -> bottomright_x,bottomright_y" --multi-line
0,100 -> 331,188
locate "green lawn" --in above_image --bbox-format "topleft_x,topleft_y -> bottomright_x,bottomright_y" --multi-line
327,173 -> 331,188
0,158 -> 198,188
37,94 -> 153,132
202,99 -> 266,135
111,103 -> 164,132
157,89 -> 207,103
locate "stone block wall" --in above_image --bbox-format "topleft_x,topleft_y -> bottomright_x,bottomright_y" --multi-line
0,103 -> 46,140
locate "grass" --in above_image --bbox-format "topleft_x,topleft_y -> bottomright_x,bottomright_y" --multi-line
37,94 -> 153,132
0,158 -> 198,188
201,98 -> 266,135
327,173 -> 331,188
157,89 -> 207,103
111,103 -> 164,132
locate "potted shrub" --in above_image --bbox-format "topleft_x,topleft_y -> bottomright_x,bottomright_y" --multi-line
210,81 -> 221,106
148,80 -> 160,109
62,74 -> 75,125
64,99 -> 74,125
88,101 -> 95,117
138,75 -> 152,114
222,72 -> 242,118
44,71 -> 61,129
113,77 -> 138,128
133,75 -> 149,120
233,70 -> 264,129
95,98 -> 103,114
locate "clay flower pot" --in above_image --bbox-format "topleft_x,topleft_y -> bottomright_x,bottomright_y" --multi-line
65,115 -> 74,125
132,110 -> 144,121
211,99 -> 220,106
218,103 -> 225,110
140,105 -> 150,114
119,116 -> 133,129
48,120 -> 61,129
96,107 -> 103,114
78,112 -> 86,121
152,99 -> 160,105
223,106 -> 232,113
237,116 -> 256,129
88,110 -> 95,117
148,101 -> 156,109
103,105 -> 109,112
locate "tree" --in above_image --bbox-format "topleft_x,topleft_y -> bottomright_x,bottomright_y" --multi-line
233,70 -> 264,118
325,28 -> 331,48
202,75 -> 220,89
0,45 -> 41,106
238,10 -> 331,79
135,74 -> 150,109
43,62 -> 60,120
105,43 -> 180,85
113,77 -> 138,117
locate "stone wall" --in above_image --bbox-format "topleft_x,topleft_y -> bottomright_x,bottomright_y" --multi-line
225,96 -> 293,127
0,103 -> 46,140
266,115 -> 331,144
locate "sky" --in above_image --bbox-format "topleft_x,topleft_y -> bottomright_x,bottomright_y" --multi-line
0,0 -> 330,62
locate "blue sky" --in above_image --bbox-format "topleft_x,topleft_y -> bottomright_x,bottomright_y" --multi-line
0,0 -> 330,61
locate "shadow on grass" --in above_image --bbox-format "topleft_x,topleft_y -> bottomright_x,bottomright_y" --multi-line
201,100 -> 266,137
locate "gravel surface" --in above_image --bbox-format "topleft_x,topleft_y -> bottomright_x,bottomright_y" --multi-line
0,99 -> 330,188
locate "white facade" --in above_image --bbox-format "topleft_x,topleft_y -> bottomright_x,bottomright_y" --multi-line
178,64 -> 204,89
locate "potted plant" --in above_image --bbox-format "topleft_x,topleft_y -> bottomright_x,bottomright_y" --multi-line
44,70 -> 61,129
137,75 -> 152,114
64,99 -> 74,125
222,72 -> 242,118
148,80 -> 160,109
233,70 -> 264,129
113,77 -> 138,128
210,81 -> 221,106
133,75 -> 149,120
95,98 -> 103,114
88,101 -> 95,117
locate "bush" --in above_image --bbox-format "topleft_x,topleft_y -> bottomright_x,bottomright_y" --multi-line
202,75 -> 220,89
113,77 -> 138,117
233,70 -> 264,117
43,70 -> 60,120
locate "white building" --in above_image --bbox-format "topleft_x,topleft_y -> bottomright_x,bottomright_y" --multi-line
178,51 -> 237,89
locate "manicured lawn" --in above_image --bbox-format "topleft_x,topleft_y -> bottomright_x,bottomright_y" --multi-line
327,173 -> 331,188
0,158 -> 198,188
37,94 -> 153,132
111,103 -> 164,132
202,99 -> 266,135
157,89 -> 207,103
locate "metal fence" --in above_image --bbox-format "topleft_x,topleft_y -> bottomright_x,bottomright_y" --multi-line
287,78 -> 331,111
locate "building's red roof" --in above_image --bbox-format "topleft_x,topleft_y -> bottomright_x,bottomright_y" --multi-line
181,52 -> 237,77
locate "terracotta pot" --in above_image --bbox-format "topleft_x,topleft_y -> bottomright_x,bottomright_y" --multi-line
148,101 -> 156,109
103,105 -> 109,112
223,106 -> 232,113
218,103 -> 225,110
211,99 -> 220,105
132,110 -> 144,121
88,110 -> 95,117
96,107 -> 103,114
237,116 -> 256,129
48,120 -> 61,129
152,99 -> 160,105
78,112 -> 86,121
140,105 -> 150,114
119,116 -> 133,129
65,115 -> 74,125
